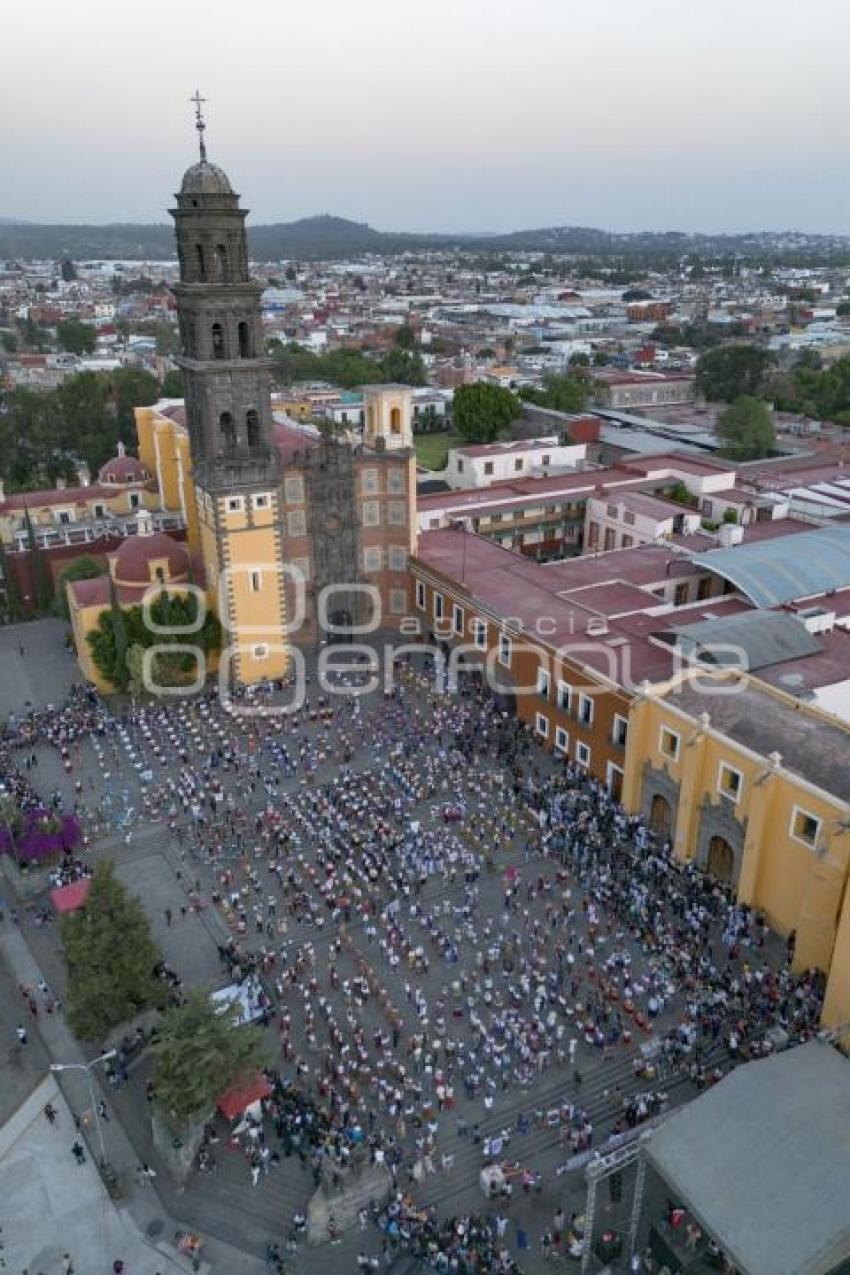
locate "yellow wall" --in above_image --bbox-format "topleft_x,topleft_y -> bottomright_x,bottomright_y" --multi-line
202,490 -> 289,684
623,682 -> 850,1025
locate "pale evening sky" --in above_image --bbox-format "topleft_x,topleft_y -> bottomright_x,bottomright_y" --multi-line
3,0 -> 848,234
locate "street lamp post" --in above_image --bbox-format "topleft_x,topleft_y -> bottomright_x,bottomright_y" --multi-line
49,1049 -> 117,1168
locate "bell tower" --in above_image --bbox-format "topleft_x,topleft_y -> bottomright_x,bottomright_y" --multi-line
169,95 -> 288,684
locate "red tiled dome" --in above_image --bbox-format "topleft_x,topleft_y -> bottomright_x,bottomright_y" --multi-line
98,454 -> 149,484
113,533 -> 189,586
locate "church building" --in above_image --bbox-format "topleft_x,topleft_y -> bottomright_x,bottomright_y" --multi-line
69,109 -> 417,687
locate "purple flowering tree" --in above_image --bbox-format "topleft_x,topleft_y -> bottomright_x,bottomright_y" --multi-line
0,807 -> 81,864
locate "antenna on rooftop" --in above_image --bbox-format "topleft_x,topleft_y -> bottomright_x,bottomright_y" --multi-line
190,89 -> 207,162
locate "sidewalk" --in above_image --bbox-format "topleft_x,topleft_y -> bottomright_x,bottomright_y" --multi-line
0,921 -> 263,1275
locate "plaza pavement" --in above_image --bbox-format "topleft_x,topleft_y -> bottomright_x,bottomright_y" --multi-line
0,621 -> 790,1273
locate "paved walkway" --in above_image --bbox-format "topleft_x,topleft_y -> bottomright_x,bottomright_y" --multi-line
0,920 -> 264,1275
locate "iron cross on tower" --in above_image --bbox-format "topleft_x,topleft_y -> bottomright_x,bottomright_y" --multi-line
191,90 -> 207,162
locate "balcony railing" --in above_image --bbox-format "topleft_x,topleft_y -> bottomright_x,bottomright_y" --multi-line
9,510 -> 186,553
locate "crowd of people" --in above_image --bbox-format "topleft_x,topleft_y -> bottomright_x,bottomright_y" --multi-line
0,654 -> 828,1271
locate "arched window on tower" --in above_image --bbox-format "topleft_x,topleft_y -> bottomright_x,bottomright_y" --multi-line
220,411 -> 236,454
238,321 -> 253,358
211,323 -> 225,360
195,243 -> 205,278
390,406 -> 402,435
245,410 -> 261,450
214,243 -> 228,279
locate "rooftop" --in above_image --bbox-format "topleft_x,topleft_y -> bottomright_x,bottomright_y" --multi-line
668,677 -> 850,802
646,1041 -> 850,1275
692,525 -> 850,608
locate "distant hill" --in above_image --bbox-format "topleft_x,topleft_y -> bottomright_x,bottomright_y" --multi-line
1,213 -> 849,262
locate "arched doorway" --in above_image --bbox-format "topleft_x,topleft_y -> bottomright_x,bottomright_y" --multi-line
707,835 -> 734,883
650,794 -> 672,839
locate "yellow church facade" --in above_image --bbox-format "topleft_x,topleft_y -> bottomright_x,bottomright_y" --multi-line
623,671 -> 850,1029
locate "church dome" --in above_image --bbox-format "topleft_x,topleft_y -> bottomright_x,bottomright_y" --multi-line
180,160 -> 234,196
113,531 -> 189,586
98,452 -> 148,485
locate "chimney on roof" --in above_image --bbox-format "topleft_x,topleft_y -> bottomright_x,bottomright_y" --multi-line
117,440 -> 126,458
55,476 -> 66,490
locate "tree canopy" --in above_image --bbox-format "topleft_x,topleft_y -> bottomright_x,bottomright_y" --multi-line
695,343 -> 774,402
767,354 -> 850,425
452,382 -> 522,444
61,860 -> 166,1040
0,365 -> 168,491
271,340 -> 426,389
716,396 -> 776,460
56,318 -> 97,355
151,990 -> 268,1127
87,590 -> 220,692
520,370 -> 590,414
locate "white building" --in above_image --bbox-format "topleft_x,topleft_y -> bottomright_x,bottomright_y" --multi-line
584,490 -> 702,553
445,436 -> 586,490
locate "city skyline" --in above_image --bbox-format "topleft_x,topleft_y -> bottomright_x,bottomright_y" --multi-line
3,0 -> 848,235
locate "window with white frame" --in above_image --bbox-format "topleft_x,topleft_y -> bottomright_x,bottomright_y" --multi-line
389,588 -> 407,614
284,476 -> 304,504
557,681 -> 572,712
576,741 -> 591,769
287,509 -> 306,537
659,727 -> 680,761
415,580 -> 426,610
718,763 -> 742,802
388,546 -> 407,571
433,591 -> 444,620
577,693 -> 594,726
499,632 -> 512,666
537,667 -> 551,699
252,643 -> 269,660
555,725 -> 569,754
387,467 -> 406,494
388,501 -> 407,526
226,495 -> 244,513
535,712 -> 549,738
129,492 -> 140,510
612,714 -> 628,748
362,501 -> 380,527
452,603 -> 464,636
473,618 -> 487,650
361,468 -> 379,494
252,493 -> 270,510
364,547 -> 382,572
790,807 -> 821,848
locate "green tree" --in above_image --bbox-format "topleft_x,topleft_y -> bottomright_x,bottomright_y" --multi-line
695,344 -> 774,402
717,396 -> 776,460
285,265 -> 297,282
160,369 -> 184,397
521,370 -> 590,414
18,315 -> 49,352
110,366 -> 161,444
53,555 -> 106,619
378,345 -> 427,385
0,543 -> 23,623
56,373 -> 113,469
23,507 -> 53,614
151,990 -> 268,1128
1,330 -> 18,353
453,382 -> 522,444
56,318 -> 97,356
395,323 -> 416,351
837,300 -> 850,318
88,590 -> 220,692
61,860 -> 166,1040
